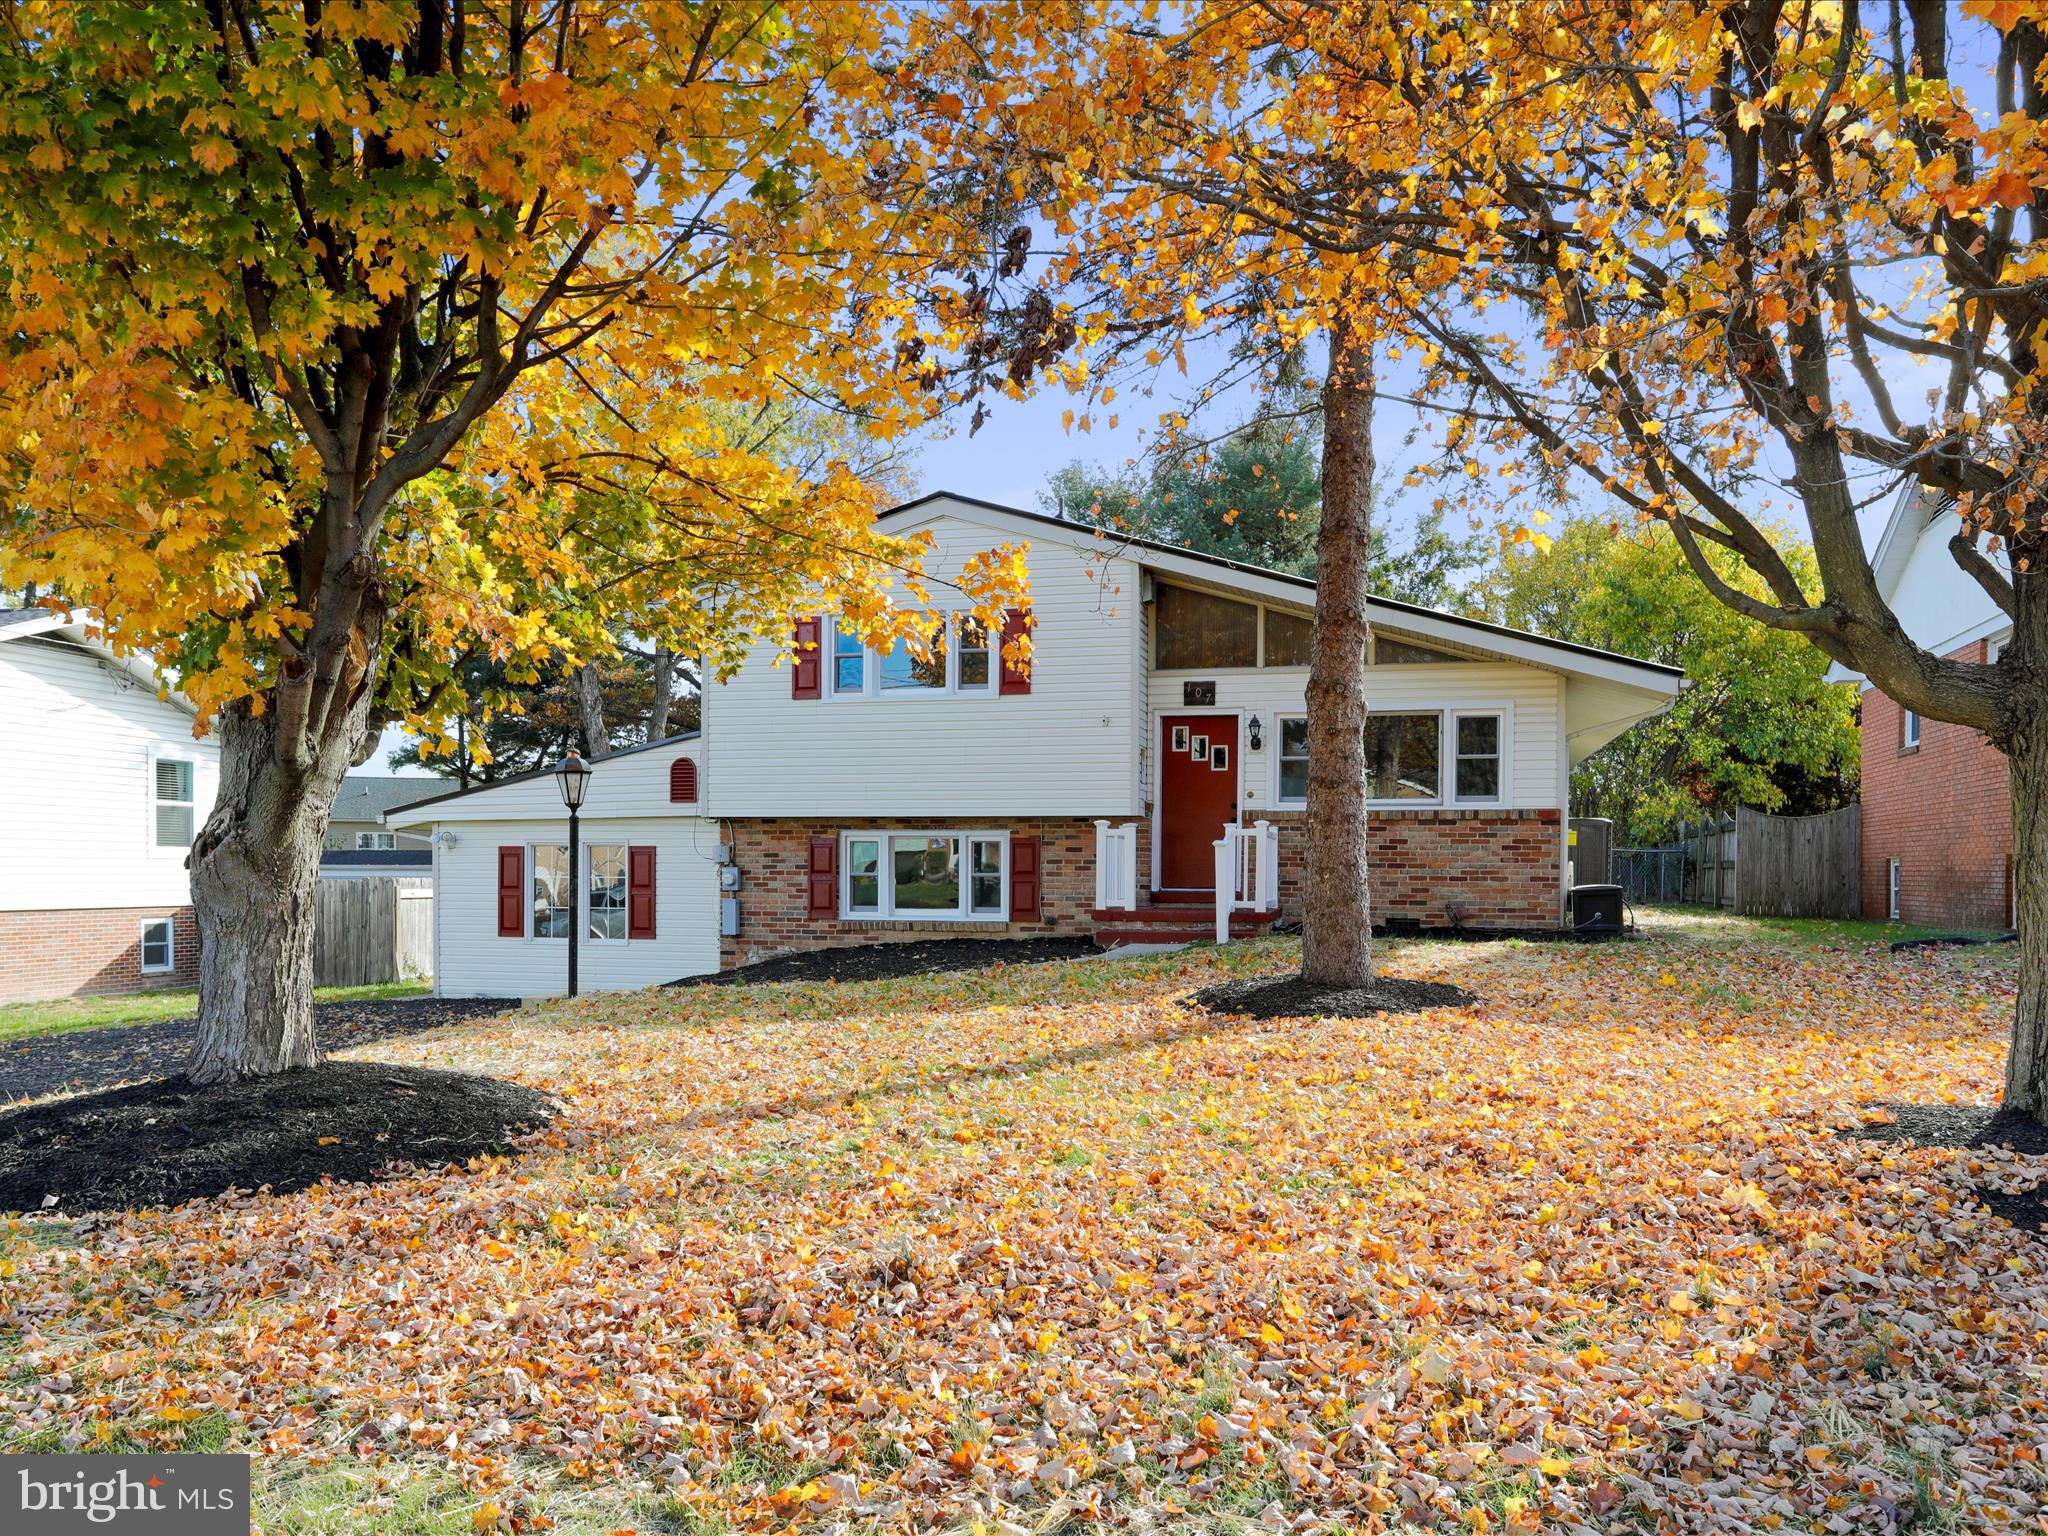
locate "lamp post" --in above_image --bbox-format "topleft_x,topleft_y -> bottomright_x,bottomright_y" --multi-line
554,750 -> 593,997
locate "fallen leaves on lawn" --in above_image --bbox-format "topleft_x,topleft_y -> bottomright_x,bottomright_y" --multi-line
2,935 -> 2040,1533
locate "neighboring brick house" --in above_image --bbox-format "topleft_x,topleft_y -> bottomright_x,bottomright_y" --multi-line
1831,488 -> 2015,930
390,492 -> 1683,995
0,608 -> 219,1003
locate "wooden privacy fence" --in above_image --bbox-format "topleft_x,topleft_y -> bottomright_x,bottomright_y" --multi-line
1735,803 -> 1862,919
313,877 -> 433,987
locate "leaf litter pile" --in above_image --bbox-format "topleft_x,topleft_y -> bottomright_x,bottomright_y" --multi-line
3,933 -> 2041,1532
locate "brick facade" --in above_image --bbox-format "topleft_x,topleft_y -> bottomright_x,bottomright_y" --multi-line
722,808 -> 1564,966
1860,638 -> 2014,930
0,906 -> 201,1004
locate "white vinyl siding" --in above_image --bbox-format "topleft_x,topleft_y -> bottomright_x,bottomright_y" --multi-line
424,815 -> 720,997
0,635 -> 218,912
704,505 -> 1144,816
1147,663 -> 1565,815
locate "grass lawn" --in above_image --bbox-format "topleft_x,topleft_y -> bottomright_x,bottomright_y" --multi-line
0,980 -> 431,1043
1638,901 -> 2010,948
1,922 -> 2035,1532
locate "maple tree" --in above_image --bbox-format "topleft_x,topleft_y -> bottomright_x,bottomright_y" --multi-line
1350,0 -> 2048,1112
0,2 -> 1023,1080
894,0 -> 1493,989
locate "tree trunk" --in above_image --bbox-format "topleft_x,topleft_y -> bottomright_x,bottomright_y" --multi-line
576,662 -> 609,754
186,700 -> 367,1084
649,647 -> 676,740
1301,312 -> 1375,987
2001,554 -> 2047,1115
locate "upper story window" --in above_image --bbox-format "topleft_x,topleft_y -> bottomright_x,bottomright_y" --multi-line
152,756 -> 195,848
1157,585 -> 1258,668
1275,708 -> 1506,808
1902,709 -> 1921,750
356,830 -> 396,850
1263,608 -> 1313,666
831,614 -> 996,699
1989,631 -> 2011,666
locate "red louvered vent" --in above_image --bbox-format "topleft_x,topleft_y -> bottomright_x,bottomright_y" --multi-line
669,757 -> 698,803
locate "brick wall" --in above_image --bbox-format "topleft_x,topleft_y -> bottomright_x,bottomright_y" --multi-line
1860,638 -> 2013,929
722,818 -> 1102,967
0,906 -> 200,1004
1263,808 -> 1563,929
724,808 -> 1563,966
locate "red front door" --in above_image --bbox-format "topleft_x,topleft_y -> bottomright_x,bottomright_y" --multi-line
1158,714 -> 1239,889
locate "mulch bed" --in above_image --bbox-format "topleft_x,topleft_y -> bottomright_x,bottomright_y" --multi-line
0,995 -> 517,1102
1845,1103 -> 2048,1234
1191,972 -> 1480,1020
673,936 -> 1104,988
0,1062 -> 554,1215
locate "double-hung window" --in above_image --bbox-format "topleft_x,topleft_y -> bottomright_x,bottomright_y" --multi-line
830,615 -> 998,698
586,844 -> 628,940
139,917 -> 175,975
842,831 -> 1007,920
152,756 -> 195,848
1274,708 -> 1506,807
356,830 -> 397,850
530,846 -> 573,938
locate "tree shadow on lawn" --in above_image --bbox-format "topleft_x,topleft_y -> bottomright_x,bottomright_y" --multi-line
1845,1101 -> 2048,1233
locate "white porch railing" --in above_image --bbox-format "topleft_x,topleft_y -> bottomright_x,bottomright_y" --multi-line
1212,820 -> 1279,942
1094,819 -> 1140,911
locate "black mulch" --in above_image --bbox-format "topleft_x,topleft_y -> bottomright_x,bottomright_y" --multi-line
672,936 -> 1104,988
0,1062 -> 554,1214
1191,972 -> 1479,1020
0,995 -> 517,1102
1845,1103 -> 2048,1234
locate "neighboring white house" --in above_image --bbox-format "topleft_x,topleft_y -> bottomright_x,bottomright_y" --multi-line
0,608 -> 219,1003
390,492 -> 1683,998
320,774 -> 437,881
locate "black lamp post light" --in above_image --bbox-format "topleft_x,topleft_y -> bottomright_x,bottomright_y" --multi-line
554,749 -> 593,997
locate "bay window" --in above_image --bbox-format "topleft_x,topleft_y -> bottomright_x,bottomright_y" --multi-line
1273,707 -> 1507,807
842,831 -> 1008,919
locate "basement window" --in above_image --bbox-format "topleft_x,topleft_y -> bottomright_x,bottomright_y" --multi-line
139,918 -> 174,975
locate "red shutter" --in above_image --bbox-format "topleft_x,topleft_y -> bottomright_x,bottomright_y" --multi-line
628,845 -> 657,939
999,607 -> 1033,695
1009,836 -> 1041,920
792,616 -> 822,699
807,836 -> 838,917
497,846 -> 524,937
669,757 -> 698,802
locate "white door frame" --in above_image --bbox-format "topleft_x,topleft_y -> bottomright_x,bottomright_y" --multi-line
1148,707 -> 1247,893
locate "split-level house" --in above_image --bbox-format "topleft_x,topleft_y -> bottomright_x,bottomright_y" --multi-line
388,493 -> 1684,997
0,608 -> 219,1002
1827,486 -> 2016,929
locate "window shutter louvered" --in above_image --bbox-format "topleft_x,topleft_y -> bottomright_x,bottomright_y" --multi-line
1009,836 -> 1041,920
497,847 -> 525,937
792,616 -> 822,698
628,846 -> 657,939
807,837 -> 837,917
669,757 -> 698,802
999,608 -> 1033,695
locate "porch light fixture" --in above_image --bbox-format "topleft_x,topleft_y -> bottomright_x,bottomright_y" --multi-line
554,750 -> 594,996
1247,715 -> 1264,752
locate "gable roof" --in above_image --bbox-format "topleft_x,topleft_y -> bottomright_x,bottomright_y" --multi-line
380,731 -> 703,819
0,606 -> 198,714
332,775 -> 446,822
883,491 -> 1684,691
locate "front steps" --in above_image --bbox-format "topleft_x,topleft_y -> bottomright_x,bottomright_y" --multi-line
1092,899 -> 1281,947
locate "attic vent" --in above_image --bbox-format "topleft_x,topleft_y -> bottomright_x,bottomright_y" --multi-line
669,757 -> 698,803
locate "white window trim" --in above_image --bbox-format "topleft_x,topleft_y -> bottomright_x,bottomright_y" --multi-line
148,747 -> 197,856
1888,857 -> 1903,921
839,829 -> 1010,922
1269,705 -> 1512,809
355,830 -> 397,850
139,916 -> 175,975
583,843 -> 632,946
1902,708 -> 1921,750
525,842 -> 637,943
827,613 -> 999,700
1989,631 -> 2012,666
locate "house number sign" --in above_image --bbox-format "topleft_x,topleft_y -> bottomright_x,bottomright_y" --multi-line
1182,681 -> 1217,706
